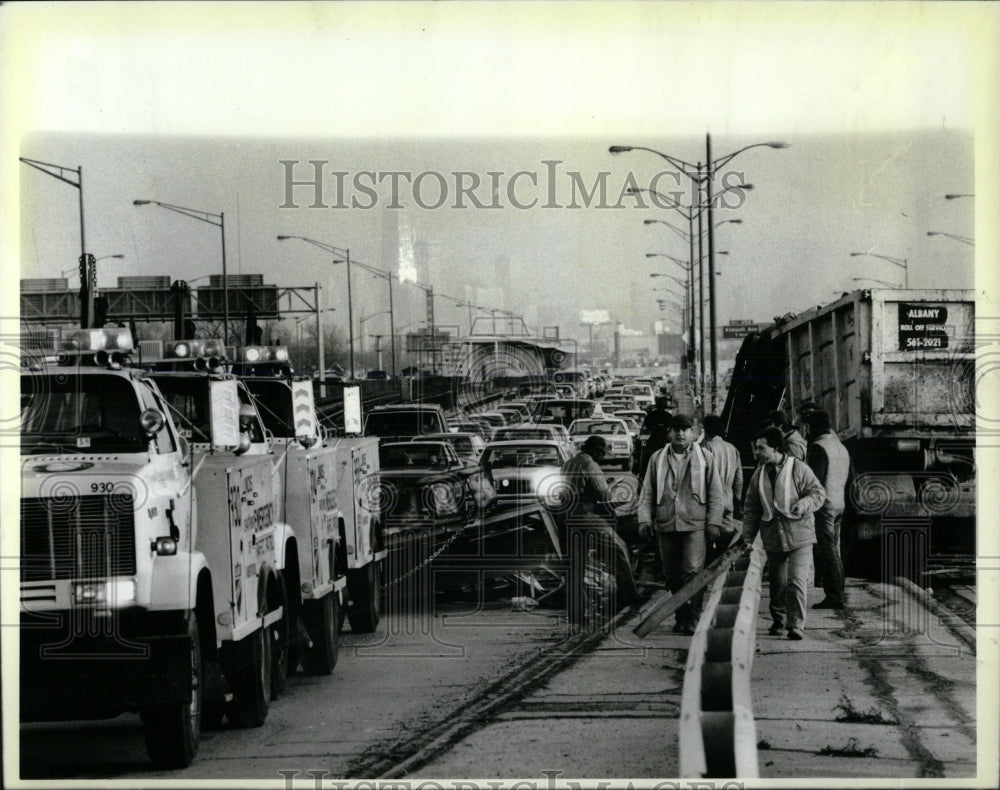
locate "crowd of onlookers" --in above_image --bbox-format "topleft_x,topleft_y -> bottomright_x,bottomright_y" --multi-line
559,382 -> 851,640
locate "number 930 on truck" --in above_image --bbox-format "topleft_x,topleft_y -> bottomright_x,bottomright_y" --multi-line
19,329 -> 286,768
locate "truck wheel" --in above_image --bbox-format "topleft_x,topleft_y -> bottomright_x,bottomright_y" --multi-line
225,625 -> 270,728
141,613 -> 201,768
301,594 -> 339,675
347,561 -> 381,633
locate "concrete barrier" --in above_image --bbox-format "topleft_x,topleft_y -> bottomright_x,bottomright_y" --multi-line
679,537 -> 765,778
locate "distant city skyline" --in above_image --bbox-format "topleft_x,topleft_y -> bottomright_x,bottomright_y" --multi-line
18,128 -> 975,350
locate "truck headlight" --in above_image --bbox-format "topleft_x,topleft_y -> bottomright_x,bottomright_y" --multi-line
73,580 -> 136,606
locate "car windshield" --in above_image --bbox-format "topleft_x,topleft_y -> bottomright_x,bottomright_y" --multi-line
570,420 -> 625,436
483,445 -> 563,469
439,435 -> 473,453
498,428 -> 550,440
21,373 -> 147,452
380,443 -> 454,469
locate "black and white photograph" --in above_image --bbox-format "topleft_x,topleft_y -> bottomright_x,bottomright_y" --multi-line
2,3 -> 997,788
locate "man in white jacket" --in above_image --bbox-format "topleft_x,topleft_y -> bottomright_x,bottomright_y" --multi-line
637,414 -> 725,635
742,426 -> 827,640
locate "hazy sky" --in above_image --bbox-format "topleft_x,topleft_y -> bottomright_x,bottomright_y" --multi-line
3,3 -> 995,346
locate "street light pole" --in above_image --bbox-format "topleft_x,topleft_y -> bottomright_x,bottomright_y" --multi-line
849,251 -> 909,287
612,138 -> 787,412
21,158 -> 90,326
135,200 -> 229,346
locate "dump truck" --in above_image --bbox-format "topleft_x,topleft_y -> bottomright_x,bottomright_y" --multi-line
721,288 -> 975,580
20,328 -> 285,769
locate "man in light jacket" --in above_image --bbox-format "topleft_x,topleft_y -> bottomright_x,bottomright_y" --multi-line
765,410 -> 808,461
637,413 -> 725,635
701,414 -> 743,562
803,409 -> 852,609
742,426 -> 827,640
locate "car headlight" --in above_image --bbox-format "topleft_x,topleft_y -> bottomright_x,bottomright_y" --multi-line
427,481 -> 461,515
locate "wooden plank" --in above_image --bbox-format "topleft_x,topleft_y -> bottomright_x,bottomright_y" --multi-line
632,540 -> 750,638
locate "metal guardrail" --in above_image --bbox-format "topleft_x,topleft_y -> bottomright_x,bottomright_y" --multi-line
678,537 -> 765,778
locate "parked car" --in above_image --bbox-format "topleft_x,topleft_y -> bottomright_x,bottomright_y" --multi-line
378,441 -> 496,529
364,403 -> 448,442
622,383 -> 655,410
567,417 -> 634,470
416,431 -> 487,462
480,439 -> 573,508
493,423 -> 575,453
495,406 -> 528,426
533,398 -> 603,428
601,394 -> 638,414
448,419 -> 493,442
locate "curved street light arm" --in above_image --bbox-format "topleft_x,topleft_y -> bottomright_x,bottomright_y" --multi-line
927,231 -> 974,246
711,141 -> 790,171
609,145 -> 700,181
135,200 -> 221,227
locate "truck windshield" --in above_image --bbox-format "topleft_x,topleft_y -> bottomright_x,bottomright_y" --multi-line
244,379 -> 294,437
21,373 -> 146,453
149,376 -> 213,442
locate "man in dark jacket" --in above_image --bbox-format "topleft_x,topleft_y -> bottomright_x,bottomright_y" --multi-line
803,409 -> 852,608
638,396 -> 672,477
561,435 -> 643,611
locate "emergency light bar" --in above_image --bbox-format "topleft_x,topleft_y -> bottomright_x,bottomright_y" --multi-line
61,327 -> 134,353
241,346 -> 289,363
162,338 -> 227,371
58,327 -> 134,367
165,339 -> 226,360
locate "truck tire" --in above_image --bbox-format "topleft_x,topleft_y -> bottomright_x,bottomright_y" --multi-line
225,625 -> 270,728
301,594 -> 339,675
347,561 -> 381,633
141,613 -> 201,768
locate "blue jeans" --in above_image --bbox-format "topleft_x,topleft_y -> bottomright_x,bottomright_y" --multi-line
813,507 -> 846,604
656,530 -> 706,628
767,545 -> 812,632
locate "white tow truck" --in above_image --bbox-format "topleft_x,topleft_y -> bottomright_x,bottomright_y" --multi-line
234,345 -> 386,638
19,328 -> 285,768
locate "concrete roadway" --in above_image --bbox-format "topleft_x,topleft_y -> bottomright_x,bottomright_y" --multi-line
17,597 -> 573,783
17,574 -> 980,784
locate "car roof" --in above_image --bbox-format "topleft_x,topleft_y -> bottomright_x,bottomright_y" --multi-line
382,440 -> 453,450
483,439 -> 563,449
419,432 -> 482,441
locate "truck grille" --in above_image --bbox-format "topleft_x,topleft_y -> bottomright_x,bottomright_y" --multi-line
21,495 -> 137,582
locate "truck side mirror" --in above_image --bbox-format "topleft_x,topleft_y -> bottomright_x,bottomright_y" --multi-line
140,408 -> 166,437
233,432 -> 252,456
